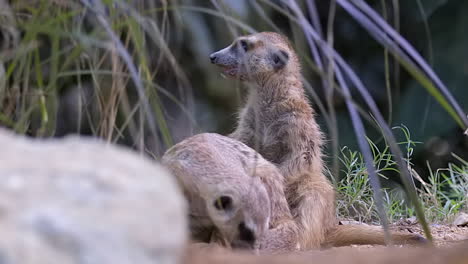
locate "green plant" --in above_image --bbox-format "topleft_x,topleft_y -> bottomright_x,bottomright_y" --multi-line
0,0 -> 192,153
413,154 -> 468,223
336,126 -> 468,224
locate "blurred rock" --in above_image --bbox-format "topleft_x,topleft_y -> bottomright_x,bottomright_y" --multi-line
453,213 -> 468,227
0,128 -> 187,264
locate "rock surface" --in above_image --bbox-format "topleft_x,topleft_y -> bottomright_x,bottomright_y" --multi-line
0,128 -> 187,264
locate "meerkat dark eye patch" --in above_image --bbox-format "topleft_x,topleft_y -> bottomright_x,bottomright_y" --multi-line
238,40 -> 249,52
214,196 -> 232,211
272,49 -> 289,69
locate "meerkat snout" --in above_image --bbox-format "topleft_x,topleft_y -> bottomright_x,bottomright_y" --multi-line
231,221 -> 256,249
239,222 -> 256,243
209,53 -> 217,63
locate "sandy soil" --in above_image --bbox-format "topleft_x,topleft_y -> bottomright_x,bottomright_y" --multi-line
341,221 -> 468,250
395,223 -> 468,247
185,224 -> 468,264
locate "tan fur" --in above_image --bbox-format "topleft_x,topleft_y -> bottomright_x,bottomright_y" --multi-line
210,32 -> 426,249
161,133 -> 298,252
323,225 -> 427,247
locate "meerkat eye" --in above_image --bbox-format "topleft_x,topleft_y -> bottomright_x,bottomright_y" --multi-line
214,196 -> 232,211
239,40 -> 249,52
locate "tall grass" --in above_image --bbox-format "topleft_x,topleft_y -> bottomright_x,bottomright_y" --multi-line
1,0 -> 467,243
1,0 -> 195,155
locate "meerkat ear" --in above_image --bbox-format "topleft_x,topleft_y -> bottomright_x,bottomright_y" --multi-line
272,49 -> 289,69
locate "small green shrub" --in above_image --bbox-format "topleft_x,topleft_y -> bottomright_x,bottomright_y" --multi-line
335,126 -> 468,224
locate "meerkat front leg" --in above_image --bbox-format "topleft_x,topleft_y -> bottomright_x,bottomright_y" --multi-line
255,163 -> 299,252
259,220 -> 300,253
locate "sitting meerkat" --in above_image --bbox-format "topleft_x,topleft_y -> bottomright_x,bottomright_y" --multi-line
209,32 -> 426,249
161,133 -> 298,253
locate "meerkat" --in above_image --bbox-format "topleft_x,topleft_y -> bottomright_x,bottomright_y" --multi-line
209,32 -> 426,249
161,133 -> 298,253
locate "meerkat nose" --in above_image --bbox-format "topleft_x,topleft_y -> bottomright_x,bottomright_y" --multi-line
238,222 -> 256,245
209,53 -> 217,64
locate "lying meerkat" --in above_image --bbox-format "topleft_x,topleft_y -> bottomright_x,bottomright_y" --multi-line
161,133 -> 298,253
209,32 -> 426,249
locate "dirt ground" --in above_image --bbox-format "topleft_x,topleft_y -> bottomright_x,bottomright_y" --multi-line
396,223 -> 468,247
342,221 -> 468,250
185,224 -> 468,264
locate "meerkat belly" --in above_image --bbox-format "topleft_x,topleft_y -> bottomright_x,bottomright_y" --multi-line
258,141 -> 288,165
249,119 -> 290,165
251,128 -> 288,165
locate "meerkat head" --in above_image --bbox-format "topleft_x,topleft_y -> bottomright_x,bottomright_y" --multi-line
209,32 -> 299,83
206,178 -> 270,250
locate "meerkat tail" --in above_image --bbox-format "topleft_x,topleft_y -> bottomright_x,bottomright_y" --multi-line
322,225 -> 428,247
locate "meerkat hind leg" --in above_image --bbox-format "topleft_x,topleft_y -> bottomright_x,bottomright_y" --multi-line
293,185 -> 336,249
